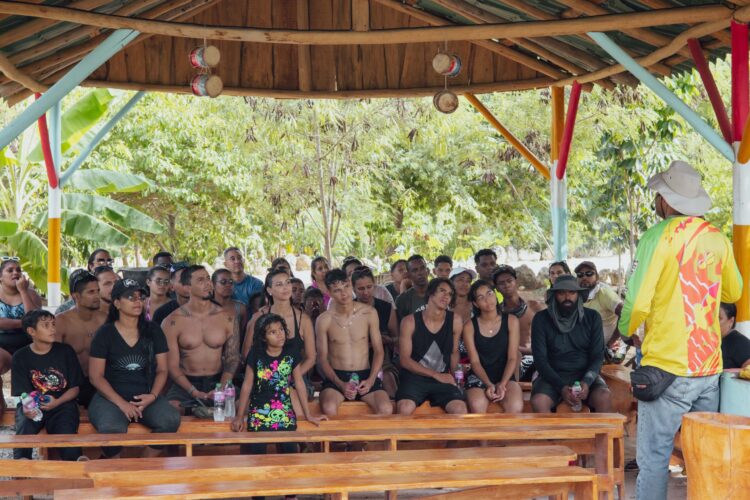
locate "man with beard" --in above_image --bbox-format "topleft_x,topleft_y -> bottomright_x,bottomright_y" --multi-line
56,270 -> 107,407
94,266 -> 119,315
163,265 -> 241,407
395,255 -> 430,321
530,275 -> 611,413
152,263 -> 190,326
575,261 -> 623,350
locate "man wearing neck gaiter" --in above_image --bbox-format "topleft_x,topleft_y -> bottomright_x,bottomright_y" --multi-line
530,275 -> 611,413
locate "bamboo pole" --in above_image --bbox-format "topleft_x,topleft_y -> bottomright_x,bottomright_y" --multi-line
464,93 -> 551,180
430,0 -> 615,89
371,0 -> 585,86
77,77 -> 555,99
0,1 -> 732,45
553,19 -> 729,88
0,53 -> 47,92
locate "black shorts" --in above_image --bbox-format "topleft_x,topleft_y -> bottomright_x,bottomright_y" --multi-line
0,330 -> 31,355
396,372 -> 465,409
531,375 -> 608,407
465,372 -> 515,390
322,369 -> 384,400
166,372 -> 222,405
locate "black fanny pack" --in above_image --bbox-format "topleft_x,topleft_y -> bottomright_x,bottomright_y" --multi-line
630,365 -> 676,401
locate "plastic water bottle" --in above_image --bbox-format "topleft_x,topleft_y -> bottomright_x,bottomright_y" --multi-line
571,381 -> 583,412
454,368 -> 465,392
21,392 -> 42,422
213,383 -> 225,422
346,373 -> 360,400
224,382 -> 236,419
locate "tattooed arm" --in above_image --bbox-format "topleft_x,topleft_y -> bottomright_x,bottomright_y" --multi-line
221,312 -> 241,385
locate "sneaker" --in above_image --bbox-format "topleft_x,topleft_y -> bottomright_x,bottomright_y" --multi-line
625,459 -> 639,471
77,455 -> 90,462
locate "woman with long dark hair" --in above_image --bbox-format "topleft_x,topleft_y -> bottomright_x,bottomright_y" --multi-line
88,279 -> 180,458
0,258 -> 42,411
310,256 -> 331,307
462,279 -> 523,413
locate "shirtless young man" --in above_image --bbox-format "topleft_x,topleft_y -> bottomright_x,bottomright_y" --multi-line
493,265 -> 545,382
316,269 -> 391,416
56,270 -> 107,407
396,278 -> 467,416
162,265 -> 241,408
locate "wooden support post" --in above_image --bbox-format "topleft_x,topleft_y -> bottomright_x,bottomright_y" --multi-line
556,81 -> 582,180
464,93 -> 550,180
688,38 -> 732,144
550,86 -> 567,261
732,20 -> 749,143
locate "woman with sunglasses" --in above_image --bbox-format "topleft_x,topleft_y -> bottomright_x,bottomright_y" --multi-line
145,266 -> 172,321
88,279 -> 180,458
0,258 -> 42,411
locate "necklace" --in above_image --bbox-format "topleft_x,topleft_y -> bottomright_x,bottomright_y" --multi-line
479,315 -> 502,335
332,306 -> 358,330
501,297 -> 528,318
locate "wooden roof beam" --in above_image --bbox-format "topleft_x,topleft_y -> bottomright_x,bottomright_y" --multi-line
0,51 -> 47,92
1,0 -> 112,48
554,17 -> 730,88
0,1 -> 732,45
430,0 -> 616,89
296,0 -> 311,92
634,0 -> 730,45
0,0 -> 223,99
371,0 -> 587,87
555,0 -> 692,61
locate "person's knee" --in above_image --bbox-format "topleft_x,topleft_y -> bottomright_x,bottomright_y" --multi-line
320,396 -> 340,417
397,400 -> 416,415
531,394 -> 553,413
445,400 -> 467,414
376,400 -> 393,415
504,396 -> 524,414
467,395 -> 488,414
0,348 -> 12,373
590,388 -> 612,412
158,407 -> 181,433
94,418 -> 128,434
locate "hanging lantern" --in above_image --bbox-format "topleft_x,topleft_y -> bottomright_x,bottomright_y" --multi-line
432,53 -> 462,77
433,90 -> 459,114
189,45 -> 221,68
191,74 -> 223,97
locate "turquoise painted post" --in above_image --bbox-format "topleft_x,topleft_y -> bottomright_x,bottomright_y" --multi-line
59,91 -> 146,186
588,31 -> 735,162
0,29 -> 140,151
550,173 -> 568,261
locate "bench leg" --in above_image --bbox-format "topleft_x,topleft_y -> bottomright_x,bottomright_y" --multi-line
573,480 -> 597,500
385,491 -> 398,500
594,433 -> 614,500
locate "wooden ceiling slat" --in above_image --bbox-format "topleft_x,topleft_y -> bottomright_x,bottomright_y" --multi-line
240,0 -> 272,89
271,0 -> 298,91
308,0 -> 336,91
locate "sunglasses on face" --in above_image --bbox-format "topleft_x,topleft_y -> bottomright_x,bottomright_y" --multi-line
217,279 -> 234,285
576,271 -> 596,278
150,278 -> 170,286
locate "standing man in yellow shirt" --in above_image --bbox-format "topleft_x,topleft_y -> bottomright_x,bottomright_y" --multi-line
619,161 -> 742,500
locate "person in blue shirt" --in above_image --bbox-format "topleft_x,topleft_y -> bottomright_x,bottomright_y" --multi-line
223,247 -> 263,307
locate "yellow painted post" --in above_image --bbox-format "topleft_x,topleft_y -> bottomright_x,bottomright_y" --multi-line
550,86 -> 567,260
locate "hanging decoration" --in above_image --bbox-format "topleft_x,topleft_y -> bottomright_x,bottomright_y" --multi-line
189,42 -> 223,97
432,42 -> 461,114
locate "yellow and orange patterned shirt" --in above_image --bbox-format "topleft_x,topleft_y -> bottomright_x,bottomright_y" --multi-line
618,216 -> 742,376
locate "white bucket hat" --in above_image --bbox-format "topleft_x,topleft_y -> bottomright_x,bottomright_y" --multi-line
647,160 -> 712,216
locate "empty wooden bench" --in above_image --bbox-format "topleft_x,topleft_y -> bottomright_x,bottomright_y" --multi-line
55,467 -> 598,500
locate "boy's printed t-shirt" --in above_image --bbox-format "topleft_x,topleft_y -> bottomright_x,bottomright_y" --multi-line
11,342 -> 83,399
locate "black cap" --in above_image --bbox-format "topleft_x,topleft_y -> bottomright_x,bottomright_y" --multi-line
492,265 -> 517,281
111,278 -> 147,301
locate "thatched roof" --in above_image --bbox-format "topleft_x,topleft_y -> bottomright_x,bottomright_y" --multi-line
0,0 -> 744,105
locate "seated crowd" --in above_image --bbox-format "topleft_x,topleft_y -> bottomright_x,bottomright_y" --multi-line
1,246 -> 749,463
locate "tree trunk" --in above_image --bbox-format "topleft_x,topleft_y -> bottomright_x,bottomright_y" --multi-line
313,105 -> 332,262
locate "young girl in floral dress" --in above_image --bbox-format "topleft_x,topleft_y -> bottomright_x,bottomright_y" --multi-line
232,313 -> 324,453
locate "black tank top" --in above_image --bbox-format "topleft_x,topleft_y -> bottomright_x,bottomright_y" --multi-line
287,308 -> 304,357
471,313 -> 510,384
411,310 -> 454,374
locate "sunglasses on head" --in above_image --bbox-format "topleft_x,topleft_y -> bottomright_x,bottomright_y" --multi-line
576,271 -> 596,278
1,256 -> 19,262
95,257 -> 115,265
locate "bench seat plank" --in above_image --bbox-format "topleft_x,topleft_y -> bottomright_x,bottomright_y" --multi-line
83,446 -> 576,487
55,467 -> 597,500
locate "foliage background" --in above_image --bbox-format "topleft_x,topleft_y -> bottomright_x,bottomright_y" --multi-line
0,59 -> 736,274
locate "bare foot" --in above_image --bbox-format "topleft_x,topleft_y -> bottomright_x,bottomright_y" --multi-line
142,446 -> 162,458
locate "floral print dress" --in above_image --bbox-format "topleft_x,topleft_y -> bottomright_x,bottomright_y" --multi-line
246,345 -> 300,431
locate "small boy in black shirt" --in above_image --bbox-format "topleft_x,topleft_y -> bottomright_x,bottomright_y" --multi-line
11,309 -> 83,460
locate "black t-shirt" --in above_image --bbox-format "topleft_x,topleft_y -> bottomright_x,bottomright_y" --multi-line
246,345 -> 300,431
152,300 -> 180,327
11,342 -> 82,399
395,288 -> 427,322
722,330 -> 750,369
89,322 -> 168,401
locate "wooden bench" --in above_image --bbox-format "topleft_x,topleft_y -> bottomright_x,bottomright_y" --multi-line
0,418 -> 624,498
55,467 -> 598,499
